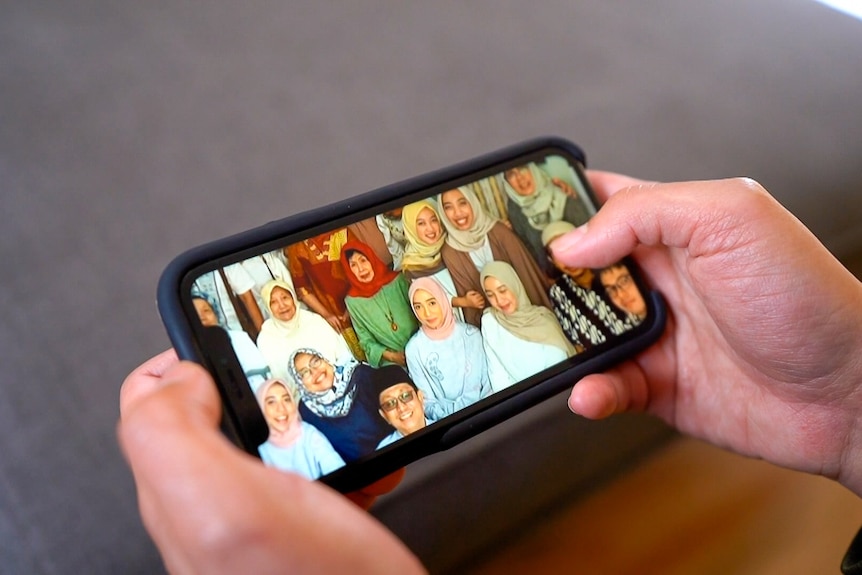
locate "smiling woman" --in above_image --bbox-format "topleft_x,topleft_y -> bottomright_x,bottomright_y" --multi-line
404,276 -> 491,421
255,280 -> 353,381
288,348 -> 395,463
255,378 -> 345,480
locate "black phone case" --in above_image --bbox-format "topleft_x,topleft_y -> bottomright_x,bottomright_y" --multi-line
157,136 -> 667,492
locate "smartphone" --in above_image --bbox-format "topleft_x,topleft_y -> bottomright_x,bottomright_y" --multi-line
157,136 -> 666,492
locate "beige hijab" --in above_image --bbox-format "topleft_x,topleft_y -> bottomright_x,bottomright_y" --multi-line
480,261 -> 575,356
438,186 -> 498,253
503,163 -> 568,230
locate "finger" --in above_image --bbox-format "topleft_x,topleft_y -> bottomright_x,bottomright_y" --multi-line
550,177 -> 768,270
584,170 -> 653,203
119,349 -> 180,416
345,468 -> 406,509
568,361 -> 650,419
120,361 -> 223,449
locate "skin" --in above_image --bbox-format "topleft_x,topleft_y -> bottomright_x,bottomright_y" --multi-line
268,287 -> 298,322
296,289 -> 349,333
482,276 -> 518,316
292,353 -> 336,393
378,383 -> 426,436
599,265 -> 646,319
192,298 -> 219,328
118,169 -> 862,572
414,207 -> 443,245
262,382 -> 295,433
239,290 -> 265,333
504,166 -> 536,196
118,351 -> 423,574
411,289 -> 444,330
440,190 -> 474,231
348,253 -> 375,284
551,170 -> 862,496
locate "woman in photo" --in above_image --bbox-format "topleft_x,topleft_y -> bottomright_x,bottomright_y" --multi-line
255,279 -> 353,381
191,290 -> 270,388
288,348 -> 407,462
480,261 -> 576,392
255,378 -> 345,480
502,162 -> 591,274
400,198 -> 484,322
438,186 -> 552,327
341,239 -> 419,368
284,228 -> 365,360
404,276 -> 491,421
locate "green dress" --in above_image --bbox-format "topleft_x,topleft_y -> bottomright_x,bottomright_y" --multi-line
345,274 -> 419,367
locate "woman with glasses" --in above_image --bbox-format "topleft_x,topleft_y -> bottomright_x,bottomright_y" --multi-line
288,348 -> 406,462
404,277 -> 491,421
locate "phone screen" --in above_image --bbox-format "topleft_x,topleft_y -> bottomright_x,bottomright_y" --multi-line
181,150 -> 651,483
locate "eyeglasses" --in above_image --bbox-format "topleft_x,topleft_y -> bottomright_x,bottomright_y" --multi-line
296,356 -> 324,381
380,390 -> 416,412
603,273 -> 634,297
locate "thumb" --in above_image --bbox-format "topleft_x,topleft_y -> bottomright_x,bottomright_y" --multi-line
119,361 -> 224,465
549,176 -> 771,270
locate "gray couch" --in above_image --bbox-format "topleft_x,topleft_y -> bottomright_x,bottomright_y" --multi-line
2,2 -> 860,573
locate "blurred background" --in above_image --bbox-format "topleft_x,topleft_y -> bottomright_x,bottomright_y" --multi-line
2,1 -> 860,573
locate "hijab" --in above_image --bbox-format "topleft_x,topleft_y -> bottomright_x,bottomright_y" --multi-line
503,163 -> 569,231
260,279 -> 302,335
256,378 -> 303,448
438,186 -> 498,253
400,199 -> 447,272
340,239 -> 400,299
480,261 -> 575,356
408,276 -> 456,341
288,348 -> 360,418
191,289 -> 224,327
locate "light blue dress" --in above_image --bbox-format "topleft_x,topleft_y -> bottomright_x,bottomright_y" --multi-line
257,421 -> 346,480
405,322 -> 491,421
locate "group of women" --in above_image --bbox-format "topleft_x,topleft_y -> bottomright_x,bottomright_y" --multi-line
190,160 -> 646,480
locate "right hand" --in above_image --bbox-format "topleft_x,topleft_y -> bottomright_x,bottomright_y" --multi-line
459,290 -> 486,309
324,313 -> 344,333
551,171 -> 862,495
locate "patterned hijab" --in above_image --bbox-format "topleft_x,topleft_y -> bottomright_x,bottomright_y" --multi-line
503,163 -> 568,230
191,289 -> 225,327
401,198 -> 447,272
480,261 -> 575,356
408,276 -> 456,340
340,239 -> 400,298
438,186 -> 498,253
288,348 -> 361,418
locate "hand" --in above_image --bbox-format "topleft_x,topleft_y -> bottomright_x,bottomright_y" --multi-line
118,351 -> 423,574
552,177 -> 575,197
550,171 -> 862,494
382,349 -> 408,367
324,313 -> 345,333
460,290 -> 486,310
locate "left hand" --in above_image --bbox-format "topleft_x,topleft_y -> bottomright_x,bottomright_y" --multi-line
118,350 -> 423,574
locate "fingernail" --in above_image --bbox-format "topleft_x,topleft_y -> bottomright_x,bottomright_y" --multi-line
550,223 -> 588,254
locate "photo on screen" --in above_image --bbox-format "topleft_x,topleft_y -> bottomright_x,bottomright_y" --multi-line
187,153 -> 648,480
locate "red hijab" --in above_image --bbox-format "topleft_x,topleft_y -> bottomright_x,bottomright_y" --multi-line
340,239 -> 400,298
